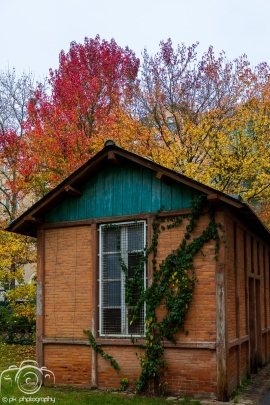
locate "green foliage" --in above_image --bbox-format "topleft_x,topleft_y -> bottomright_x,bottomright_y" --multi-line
127,195 -> 223,392
0,311 -> 35,345
84,330 -> 120,373
0,306 -> 12,324
5,283 -> 36,322
120,377 -> 129,391
233,372 -> 252,397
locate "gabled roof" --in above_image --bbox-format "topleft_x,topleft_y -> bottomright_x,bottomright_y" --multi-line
6,140 -> 270,242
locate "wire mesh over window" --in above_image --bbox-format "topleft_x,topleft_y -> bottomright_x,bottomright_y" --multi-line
99,221 -> 146,337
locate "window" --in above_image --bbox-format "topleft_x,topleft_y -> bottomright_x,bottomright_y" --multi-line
99,221 -> 147,337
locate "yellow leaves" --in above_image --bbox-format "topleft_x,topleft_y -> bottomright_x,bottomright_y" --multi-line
6,284 -> 36,322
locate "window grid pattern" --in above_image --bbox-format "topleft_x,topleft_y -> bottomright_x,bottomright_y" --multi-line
99,221 -> 146,337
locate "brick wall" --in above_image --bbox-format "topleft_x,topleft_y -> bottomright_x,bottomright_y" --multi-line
42,216 -> 218,396
44,345 -> 91,386
43,226 -> 93,386
160,349 -> 217,398
44,226 -> 92,338
156,217 -> 217,344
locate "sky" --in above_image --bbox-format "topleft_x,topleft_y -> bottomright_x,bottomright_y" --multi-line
0,0 -> 270,82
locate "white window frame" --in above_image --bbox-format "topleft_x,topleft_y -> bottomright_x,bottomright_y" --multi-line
99,220 -> 147,337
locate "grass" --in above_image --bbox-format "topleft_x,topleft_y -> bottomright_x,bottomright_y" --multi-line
0,342 -> 209,405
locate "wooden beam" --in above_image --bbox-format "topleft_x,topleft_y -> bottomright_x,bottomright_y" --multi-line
42,338 -> 90,345
156,172 -> 171,186
234,223 -> 241,386
36,229 -> 45,369
24,215 -> 43,225
215,211 -> 229,401
64,185 -> 82,197
108,151 -> 122,166
41,208 -> 193,230
228,335 -> 249,349
91,223 -> 98,388
263,246 -> 268,361
244,230 -> 251,377
207,194 -> 243,209
95,339 -> 217,349
42,336 -> 216,350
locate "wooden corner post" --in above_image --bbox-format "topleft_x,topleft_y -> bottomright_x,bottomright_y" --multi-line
36,228 -> 45,368
91,223 -> 98,388
215,210 -> 229,401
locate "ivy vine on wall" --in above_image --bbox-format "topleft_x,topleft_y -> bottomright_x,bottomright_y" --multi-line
84,194 -> 224,393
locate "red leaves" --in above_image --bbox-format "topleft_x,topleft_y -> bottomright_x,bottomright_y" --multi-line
24,36 -> 140,190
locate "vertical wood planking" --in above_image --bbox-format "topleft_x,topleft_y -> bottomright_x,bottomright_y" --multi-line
141,167 -> 152,213
151,171 -> 161,212
112,164 -> 123,216
86,178 -> 96,220
95,170 -> 104,218
44,163 -> 197,223
132,165 -> 142,213
103,167 -> 112,217
122,164 -> 133,215
182,184 -> 193,208
161,181 -> 172,211
171,180 -> 182,210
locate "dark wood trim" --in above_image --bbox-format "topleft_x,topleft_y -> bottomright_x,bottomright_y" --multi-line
207,194 -> 243,209
263,246 -> 268,360
42,337 -> 216,350
91,223 -> 98,387
215,211 -> 229,401
161,341 -> 217,350
257,241 -> 260,276
42,220 -> 94,229
24,216 -> 43,224
156,172 -> 171,186
147,216 -> 154,288
36,229 -> 45,368
41,209 -> 193,230
244,230 -> 251,376
256,279 -> 262,362
234,222 -> 241,385
107,151 -> 122,166
248,272 -> 261,280
64,185 -> 82,198
43,338 -> 90,345
228,335 -> 249,349
251,236 -> 254,273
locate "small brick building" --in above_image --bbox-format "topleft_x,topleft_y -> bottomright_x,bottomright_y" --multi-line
7,141 -> 270,401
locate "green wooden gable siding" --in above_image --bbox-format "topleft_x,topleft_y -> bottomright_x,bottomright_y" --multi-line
44,162 -> 201,223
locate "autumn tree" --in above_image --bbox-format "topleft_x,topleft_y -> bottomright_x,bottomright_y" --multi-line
0,69 -> 37,317
133,39 -> 270,214
25,36 -> 270,224
25,35 -> 140,191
